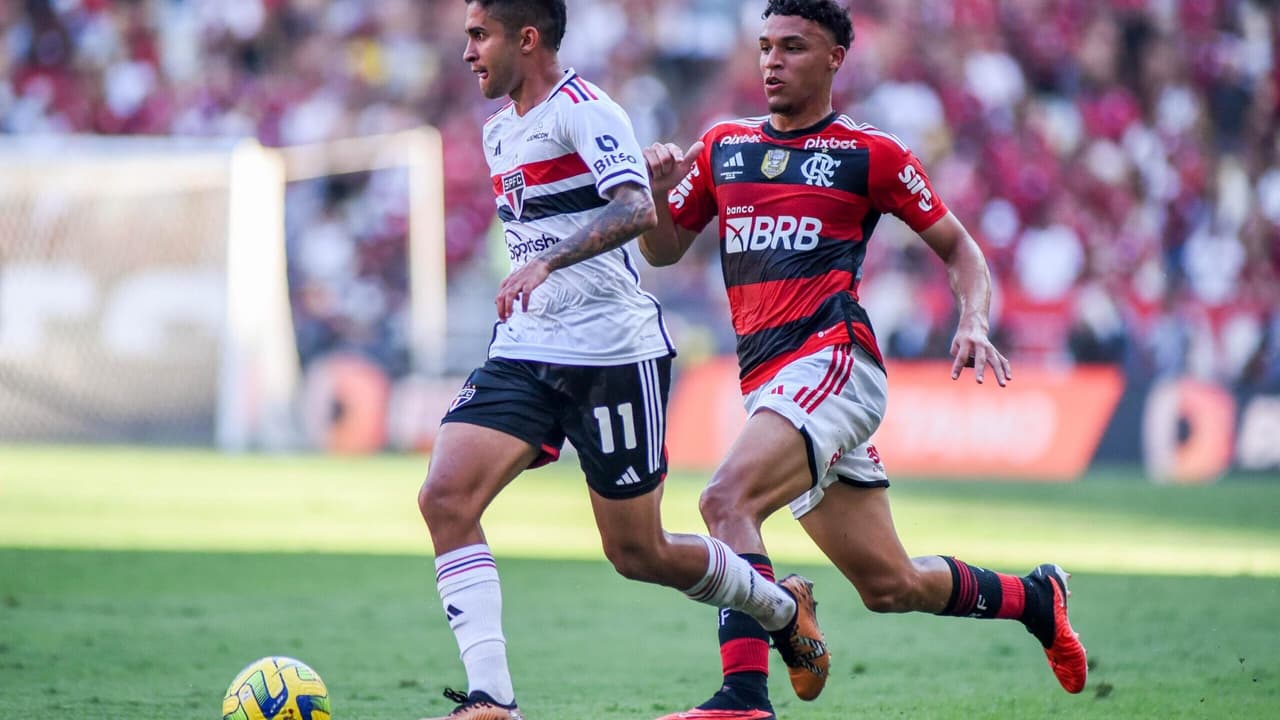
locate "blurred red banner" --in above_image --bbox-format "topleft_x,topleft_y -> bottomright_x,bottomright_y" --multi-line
667,358 -> 1125,481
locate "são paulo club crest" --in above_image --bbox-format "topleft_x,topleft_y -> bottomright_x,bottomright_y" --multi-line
501,169 -> 526,219
449,383 -> 477,412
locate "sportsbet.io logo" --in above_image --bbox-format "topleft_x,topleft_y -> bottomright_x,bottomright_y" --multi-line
505,229 -> 561,263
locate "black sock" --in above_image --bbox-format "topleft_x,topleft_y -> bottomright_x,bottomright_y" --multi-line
701,553 -> 773,708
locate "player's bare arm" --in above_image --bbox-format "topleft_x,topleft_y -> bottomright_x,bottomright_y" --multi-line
918,212 -> 1012,386
637,140 -> 704,266
495,181 -> 657,321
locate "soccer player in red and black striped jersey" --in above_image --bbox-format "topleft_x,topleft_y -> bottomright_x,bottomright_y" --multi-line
640,2 -> 1088,718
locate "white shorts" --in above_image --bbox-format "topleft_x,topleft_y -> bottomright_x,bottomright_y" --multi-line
744,343 -> 889,519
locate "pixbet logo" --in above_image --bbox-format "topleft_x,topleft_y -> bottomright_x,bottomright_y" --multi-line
719,133 -> 761,145
724,215 -> 822,254
898,164 -> 934,212
803,137 -> 857,150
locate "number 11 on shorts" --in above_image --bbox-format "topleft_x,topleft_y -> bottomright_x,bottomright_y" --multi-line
593,403 -> 637,454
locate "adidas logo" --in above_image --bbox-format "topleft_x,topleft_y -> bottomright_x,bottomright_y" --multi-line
722,152 -> 744,168
616,466 -> 642,486
445,604 -> 464,621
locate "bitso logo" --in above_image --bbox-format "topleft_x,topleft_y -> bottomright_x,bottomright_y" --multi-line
593,133 -> 637,174
801,153 -> 841,187
724,215 -> 822,254
898,164 -> 935,212
501,169 -> 526,219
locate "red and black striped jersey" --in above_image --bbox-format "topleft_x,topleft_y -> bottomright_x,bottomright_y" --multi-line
668,112 -> 948,393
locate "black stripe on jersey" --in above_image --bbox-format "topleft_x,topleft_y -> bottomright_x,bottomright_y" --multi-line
720,232 -> 865,288
597,167 -> 646,189
709,143 -> 870,196
857,210 -> 883,282
619,248 -> 678,357
498,185 -> 608,222
735,294 -> 875,379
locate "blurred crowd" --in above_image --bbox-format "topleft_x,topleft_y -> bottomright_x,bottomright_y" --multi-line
4,0 -> 1279,386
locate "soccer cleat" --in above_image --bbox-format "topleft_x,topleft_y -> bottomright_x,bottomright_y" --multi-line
771,574 -> 829,701
1029,564 -> 1088,694
654,710 -> 776,720
654,685 -> 775,720
419,688 -> 525,720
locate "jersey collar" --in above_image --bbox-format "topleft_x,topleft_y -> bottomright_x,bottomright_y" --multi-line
762,111 -> 839,140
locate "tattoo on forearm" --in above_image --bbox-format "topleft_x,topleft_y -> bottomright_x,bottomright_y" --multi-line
538,189 -> 653,270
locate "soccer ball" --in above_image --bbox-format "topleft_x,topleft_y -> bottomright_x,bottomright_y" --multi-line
222,656 -> 332,720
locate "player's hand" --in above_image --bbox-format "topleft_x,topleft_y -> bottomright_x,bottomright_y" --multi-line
495,257 -> 552,322
643,140 -> 705,194
950,320 -> 1011,386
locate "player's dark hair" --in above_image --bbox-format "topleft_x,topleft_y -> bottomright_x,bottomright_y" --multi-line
467,0 -> 567,51
763,0 -> 854,49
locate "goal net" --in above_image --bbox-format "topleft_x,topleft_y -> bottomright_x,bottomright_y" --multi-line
0,130 -> 443,450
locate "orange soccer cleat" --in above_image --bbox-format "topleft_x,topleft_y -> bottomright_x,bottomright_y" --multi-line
419,688 -> 525,720
771,574 -> 830,701
1029,564 -> 1088,694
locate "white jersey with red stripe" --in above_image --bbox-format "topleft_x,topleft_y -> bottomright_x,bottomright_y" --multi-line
481,69 -> 674,366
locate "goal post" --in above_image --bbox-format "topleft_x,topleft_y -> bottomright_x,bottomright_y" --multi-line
0,128 -> 446,450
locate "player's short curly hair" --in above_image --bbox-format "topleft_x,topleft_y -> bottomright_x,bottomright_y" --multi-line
763,0 -> 854,49
467,0 -> 567,51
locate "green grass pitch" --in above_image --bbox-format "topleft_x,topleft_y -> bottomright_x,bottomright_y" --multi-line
1,446 -> 1277,718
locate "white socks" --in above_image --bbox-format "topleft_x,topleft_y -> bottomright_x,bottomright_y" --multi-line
683,535 -> 796,632
434,544 -> 515,705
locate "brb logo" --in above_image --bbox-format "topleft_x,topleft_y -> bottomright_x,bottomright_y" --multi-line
897,164 -> 934,212
724,214 -> 822,254
593,134 -> 637,174
801,153 -> 841,187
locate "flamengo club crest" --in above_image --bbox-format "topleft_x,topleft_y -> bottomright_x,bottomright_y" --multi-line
761,149 -> 790,179
801,153 -> 841,187
502,169 -> 526,219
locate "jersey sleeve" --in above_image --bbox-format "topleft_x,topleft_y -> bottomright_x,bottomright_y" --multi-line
667,131 -> 717,234
561,99 -> 652,198
867,135 -> 949,232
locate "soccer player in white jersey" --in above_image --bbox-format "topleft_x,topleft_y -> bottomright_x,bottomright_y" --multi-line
415,3 -> 825,719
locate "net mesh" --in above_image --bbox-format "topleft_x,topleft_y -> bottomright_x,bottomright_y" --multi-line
0,146 -> 231,443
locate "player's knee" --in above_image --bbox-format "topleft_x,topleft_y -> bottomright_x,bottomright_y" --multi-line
857,573 -> 918,614
699,468 -> 758,533
601,537 -> 663,583
417,474 -> 477,533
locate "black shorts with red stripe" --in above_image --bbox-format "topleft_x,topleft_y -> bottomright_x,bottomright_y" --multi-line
442,356 -> 672,499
